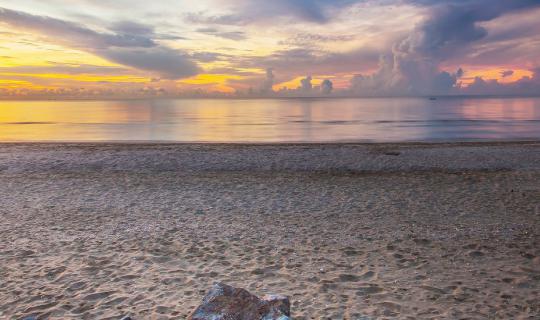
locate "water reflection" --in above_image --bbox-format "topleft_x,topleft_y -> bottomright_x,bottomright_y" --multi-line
0,97 -> 539,142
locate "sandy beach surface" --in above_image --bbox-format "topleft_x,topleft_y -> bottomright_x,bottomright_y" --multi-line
0,142 -> 539,320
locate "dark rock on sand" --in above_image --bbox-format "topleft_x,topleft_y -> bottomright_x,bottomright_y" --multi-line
188,283 -> 291,320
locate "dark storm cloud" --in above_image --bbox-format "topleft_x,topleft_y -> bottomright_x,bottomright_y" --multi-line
0,7 -> 199,79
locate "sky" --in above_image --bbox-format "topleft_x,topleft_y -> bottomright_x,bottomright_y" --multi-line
0,0 -> 539,99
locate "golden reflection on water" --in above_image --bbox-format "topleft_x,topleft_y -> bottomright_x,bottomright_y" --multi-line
0,98 -> 539,142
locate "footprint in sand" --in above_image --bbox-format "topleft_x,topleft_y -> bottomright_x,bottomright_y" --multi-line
44,266 -> 67,281
66,281 -> 87,292
338,274 -> 360,282
413,238 -> 431,246
356,285 -> 384,296
114,274 -> 139,282
468,250 -> 484,258
83,291 -> 116,301
360,270 -> 376,280
341,247 -> 363,256
24,301 -> 58,314
377,301 -> 402,317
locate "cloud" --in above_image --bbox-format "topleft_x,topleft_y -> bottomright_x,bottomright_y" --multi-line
349,55 -> 464,96
237,47 -> 380,81
234,70 -> 336,97
0,62 -> 129,75
463,68 -> 540,96
0,7 -> 155,48
278,33 -> 356,47
300,75 -> 313,92
2,1 -> 539,98
209,0 -> 360,24
248,0 -> 356,23
184,12 -> 249,26
110,21 -> 154,36
190,52 -> 227,63
196,27 -> 246,41
0,7 -> 199,79
260,68 -> 275,94
447,6 -> 540,68
99,47 -> 198,79
501,70 -> 514,78
406,0 -> 540,58
349,0 -> 540,96
321,79 -> 333,94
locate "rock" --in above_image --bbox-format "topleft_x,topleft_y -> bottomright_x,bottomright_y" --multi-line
188,283 -> 291,320
120,316 -> 133,320
262,294 -> 291,319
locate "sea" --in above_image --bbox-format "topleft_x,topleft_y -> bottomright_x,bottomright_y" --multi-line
1,97 -> 539,142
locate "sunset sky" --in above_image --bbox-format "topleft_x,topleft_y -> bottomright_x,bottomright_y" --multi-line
0,0 -> 539,98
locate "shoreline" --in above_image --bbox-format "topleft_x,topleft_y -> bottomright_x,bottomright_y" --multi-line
1,139 -> 539,146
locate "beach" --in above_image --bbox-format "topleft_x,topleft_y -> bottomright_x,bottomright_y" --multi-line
0,142 -> 539,319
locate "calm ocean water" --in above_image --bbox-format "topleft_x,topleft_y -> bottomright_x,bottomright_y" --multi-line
1,97 -> 539,142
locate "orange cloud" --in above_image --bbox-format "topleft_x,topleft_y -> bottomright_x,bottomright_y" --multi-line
460,68 -> 533,86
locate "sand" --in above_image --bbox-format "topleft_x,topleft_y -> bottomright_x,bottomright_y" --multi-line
0,142 -> 539,319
